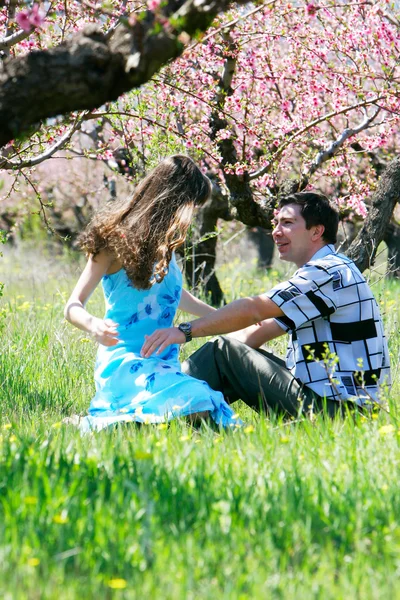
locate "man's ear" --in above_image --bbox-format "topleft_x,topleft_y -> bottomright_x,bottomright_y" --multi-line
312,224 -> 325,241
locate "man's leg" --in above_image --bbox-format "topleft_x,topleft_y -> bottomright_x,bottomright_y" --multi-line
182,336 -> 315,418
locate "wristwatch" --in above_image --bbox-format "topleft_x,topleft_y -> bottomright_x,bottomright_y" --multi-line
178,322 -> 192,343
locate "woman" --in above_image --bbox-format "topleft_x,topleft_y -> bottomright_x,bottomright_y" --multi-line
64,155 -> 240,432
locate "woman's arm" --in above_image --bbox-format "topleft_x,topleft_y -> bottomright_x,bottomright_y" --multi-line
64,251 -> 119,346
226,318 -> 286,349
178,288 -> 217,317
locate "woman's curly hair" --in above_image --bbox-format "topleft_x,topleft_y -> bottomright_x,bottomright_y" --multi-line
78,155 -> 212,289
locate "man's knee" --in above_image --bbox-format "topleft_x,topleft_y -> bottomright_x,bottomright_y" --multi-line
182,336 -> 232,370
214,335 -> 247,360
182,339 -> 218,376
182,338 -> 224,392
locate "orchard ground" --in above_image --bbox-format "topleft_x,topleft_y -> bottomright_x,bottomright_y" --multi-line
0,241 -> 400,599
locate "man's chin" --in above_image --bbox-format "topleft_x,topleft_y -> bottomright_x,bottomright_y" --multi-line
277,250 -> 290,262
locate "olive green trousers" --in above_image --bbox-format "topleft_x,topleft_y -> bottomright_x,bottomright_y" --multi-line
182,336 -> 350,418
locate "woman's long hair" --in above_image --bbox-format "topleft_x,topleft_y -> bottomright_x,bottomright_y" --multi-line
79,155 -> 211,289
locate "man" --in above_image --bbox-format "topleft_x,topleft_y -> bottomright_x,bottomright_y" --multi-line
142,192 -> 391,417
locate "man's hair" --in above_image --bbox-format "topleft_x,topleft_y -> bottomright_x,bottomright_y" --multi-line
278,192 -> 339,244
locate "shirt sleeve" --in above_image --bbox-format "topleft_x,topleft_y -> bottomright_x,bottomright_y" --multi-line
267,264 -> 337,330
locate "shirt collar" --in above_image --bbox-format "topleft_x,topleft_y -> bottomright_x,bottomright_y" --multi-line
307,244 -> 336,263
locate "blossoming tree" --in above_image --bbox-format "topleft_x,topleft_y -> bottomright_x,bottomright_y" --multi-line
0,0 -> 399,302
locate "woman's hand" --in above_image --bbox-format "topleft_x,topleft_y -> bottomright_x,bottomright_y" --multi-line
90,317 -> 119,346
141,327 -> 185,357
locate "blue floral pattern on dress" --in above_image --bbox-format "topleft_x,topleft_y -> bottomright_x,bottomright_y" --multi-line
130,361 -> 143,374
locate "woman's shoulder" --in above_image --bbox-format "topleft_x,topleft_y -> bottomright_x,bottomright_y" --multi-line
106,257 -> 123,275
92,250 -> 122,275
89,250 -> 122,275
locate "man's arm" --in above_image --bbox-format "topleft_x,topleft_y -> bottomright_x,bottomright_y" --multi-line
190,295 -> 283,337
141,294 -> 284,357
226,318 -> 286,349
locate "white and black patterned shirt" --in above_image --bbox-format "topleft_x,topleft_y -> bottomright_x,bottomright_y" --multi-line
267,244 -> 391,405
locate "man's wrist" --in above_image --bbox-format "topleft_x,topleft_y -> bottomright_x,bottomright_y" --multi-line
177,322 -> 192,343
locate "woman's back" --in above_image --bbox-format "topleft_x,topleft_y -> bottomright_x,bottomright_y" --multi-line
102,253 -> 182,357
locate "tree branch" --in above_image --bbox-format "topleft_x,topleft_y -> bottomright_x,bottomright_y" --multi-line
307,106 -> 381,177
0,111 -> 88,169
0,28 -> 31,51
0,0 -> 251,148
248,96 -> 384,181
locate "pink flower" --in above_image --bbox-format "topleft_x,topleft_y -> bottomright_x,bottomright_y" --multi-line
16,9 -> 32,32
29,4 -> 45,29
235,165 -> 245,175
16,4 -> 45,31
147,0 -> 162,11
306,2 -> 318,17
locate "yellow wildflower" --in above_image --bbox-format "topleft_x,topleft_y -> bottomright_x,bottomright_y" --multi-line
243,425 -> 254,434
53,513 -> 69,524
107,579 -> 127,589
27,558 -> 40,567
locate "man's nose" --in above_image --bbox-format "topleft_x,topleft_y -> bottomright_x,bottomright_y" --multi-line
273,225 -> 282,238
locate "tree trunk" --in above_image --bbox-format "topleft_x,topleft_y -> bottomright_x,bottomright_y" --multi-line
183,187 -> 233,307
347,156 -> 400,272
247,227 -> 275,269
384,221 -> 400,278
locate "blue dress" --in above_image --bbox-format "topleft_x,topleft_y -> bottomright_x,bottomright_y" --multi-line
79,254 -> 240,433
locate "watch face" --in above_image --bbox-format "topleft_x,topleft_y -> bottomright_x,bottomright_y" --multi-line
178,322 -> 192,341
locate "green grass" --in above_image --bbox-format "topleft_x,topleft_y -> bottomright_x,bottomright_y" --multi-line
1,243 -> 400,599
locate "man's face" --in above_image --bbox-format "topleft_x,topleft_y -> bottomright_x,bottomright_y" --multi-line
272,204 -> 321,267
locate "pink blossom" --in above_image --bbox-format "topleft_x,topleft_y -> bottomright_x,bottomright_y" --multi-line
235,165 -> 245,175
8,0 -> 400,223
128,14 -> 137,27
16,10 -> 32,32
306,3 -> 318,17
29,4 -> 45,28
147,0 -> 162,11
16,4 -> 45,31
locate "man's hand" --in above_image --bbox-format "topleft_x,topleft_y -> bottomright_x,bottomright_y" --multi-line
90,317 -> 119,346
141,327 -> 185,357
